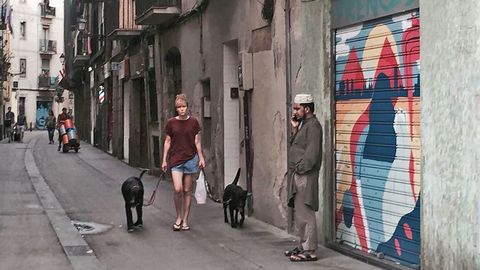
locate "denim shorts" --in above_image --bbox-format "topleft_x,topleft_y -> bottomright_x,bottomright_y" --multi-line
171,154 -> 199,174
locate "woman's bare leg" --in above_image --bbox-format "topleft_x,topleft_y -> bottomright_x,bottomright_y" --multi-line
172,171 -> 184,225
181,174 -> 193,227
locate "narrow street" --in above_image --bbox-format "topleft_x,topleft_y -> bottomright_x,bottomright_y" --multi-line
0,131 -> 380,270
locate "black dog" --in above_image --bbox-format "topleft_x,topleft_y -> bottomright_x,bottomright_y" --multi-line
223,168 -> 250,228
121,169 -> 147,232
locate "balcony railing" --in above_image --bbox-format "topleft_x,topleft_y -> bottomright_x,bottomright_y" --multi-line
39,39 -> 57,54
135,0 -> 180,25
105,0 -> 142,39
38,75 -> 57,88
40,3 -> 56,18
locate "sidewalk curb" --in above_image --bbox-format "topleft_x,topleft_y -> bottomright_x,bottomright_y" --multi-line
25,138 -> 106,270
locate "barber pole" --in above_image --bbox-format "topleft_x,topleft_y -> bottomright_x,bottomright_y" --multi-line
98,85 -> 105,104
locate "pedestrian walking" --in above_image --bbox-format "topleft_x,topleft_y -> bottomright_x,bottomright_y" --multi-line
46,110 -> 56,144
161,93 -> 205,232
16,111 -> 27,143
285,94 -> 323,262
5,107 -> 15,142
57,107 -> 70,151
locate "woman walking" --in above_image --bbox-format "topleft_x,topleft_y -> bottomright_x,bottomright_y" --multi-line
162,94 -> 205,231
46,110 -> 56,144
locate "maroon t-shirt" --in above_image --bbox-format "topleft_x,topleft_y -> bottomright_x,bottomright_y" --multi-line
164,116 -> 201,168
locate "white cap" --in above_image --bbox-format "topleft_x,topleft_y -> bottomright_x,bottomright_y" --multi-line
294,93 -> 314,104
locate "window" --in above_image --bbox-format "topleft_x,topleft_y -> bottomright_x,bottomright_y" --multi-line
19,97 -> 25,115
41,59 -> 50,75
42,25 -> 49,40
19,58 -> 26,77
20,21 -> 26,39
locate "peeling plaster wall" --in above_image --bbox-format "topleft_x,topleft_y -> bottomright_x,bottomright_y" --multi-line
421,1 -> 480,269
298,0 -> 333,244
245,0 -> 289,228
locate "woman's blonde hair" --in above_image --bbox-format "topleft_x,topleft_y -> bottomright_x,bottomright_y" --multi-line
175,93 -> 188,107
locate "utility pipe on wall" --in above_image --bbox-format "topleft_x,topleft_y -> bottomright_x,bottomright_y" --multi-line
284,0 -> 293,233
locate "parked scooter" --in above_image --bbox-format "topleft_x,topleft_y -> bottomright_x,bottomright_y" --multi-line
11,124 -> 21,142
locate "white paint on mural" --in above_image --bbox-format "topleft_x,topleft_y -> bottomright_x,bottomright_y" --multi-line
383,109 -> 416,242
335,25 -> 362,60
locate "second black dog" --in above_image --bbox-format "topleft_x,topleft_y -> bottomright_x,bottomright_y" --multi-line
121,169 -> 147,232
223,168 -> 249,228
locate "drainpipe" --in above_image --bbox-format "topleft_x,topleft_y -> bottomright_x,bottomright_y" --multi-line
284,0 -> 293,233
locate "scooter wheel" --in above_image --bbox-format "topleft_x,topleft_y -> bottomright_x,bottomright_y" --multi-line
74,147 -> 79,153
62,145 -> 69,153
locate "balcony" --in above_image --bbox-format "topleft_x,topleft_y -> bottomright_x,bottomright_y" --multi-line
73,35 -> 90,67
38,75 -> 57,88
39,39 -> 57,55
105,0 -> 142,40
40,3 -> 56,18
135,0 -> 180,25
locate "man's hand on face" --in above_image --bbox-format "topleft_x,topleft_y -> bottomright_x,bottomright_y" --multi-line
291,116 -> 300,129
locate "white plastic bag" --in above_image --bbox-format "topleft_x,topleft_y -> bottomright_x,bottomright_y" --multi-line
195,170 -> 207,204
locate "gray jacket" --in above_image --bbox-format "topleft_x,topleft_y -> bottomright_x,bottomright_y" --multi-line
287,115 -> 323,211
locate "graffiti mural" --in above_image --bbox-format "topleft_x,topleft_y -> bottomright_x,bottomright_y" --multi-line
334,11 -> 420,267
36,101 -> 52,130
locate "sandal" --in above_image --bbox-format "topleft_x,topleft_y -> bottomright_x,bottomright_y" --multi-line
284,247 -> 303,257
290,250 -> 318,262
172,221 -> 182,231
181,224 -> 190,231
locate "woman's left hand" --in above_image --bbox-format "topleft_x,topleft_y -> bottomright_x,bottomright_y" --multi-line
199,157 -> 206,169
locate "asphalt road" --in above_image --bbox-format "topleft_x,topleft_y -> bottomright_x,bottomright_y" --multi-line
0,131 -> 381,270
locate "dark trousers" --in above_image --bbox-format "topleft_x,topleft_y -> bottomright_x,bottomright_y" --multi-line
47,128 -> 55,142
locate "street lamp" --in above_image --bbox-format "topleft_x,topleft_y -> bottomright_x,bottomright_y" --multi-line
55,86 -> 64,103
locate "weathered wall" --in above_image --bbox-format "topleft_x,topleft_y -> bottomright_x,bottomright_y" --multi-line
421,1 -> 480,269
246,0 -> 288,227
298,0 -> 332,244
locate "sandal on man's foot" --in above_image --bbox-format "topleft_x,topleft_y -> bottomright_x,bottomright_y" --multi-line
181,225 -> 190,231
290,250 -> 318,262
172,221 -> 182,231
284,247 -> 302,257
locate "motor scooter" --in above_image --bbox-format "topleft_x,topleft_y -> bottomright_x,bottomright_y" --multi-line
11,124 -> 21,142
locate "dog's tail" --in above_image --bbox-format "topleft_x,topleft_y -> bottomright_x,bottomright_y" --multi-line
138,169 -> 149,180
232,168 -> 241,186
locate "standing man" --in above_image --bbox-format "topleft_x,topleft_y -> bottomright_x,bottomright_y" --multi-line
56,107 -> 70,151
16,111 -> 27,143
5,107 -> 15,142
285,94 -> 322,262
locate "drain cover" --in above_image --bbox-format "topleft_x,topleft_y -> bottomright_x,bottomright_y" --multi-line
64,245 -> 94,256
72,221 -> 112,235
74,223 -> 94,233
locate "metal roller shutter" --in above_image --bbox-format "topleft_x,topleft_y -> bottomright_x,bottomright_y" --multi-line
334,11 -> 421,268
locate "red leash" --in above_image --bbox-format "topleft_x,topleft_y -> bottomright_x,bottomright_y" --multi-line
143,174 -> 163,207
